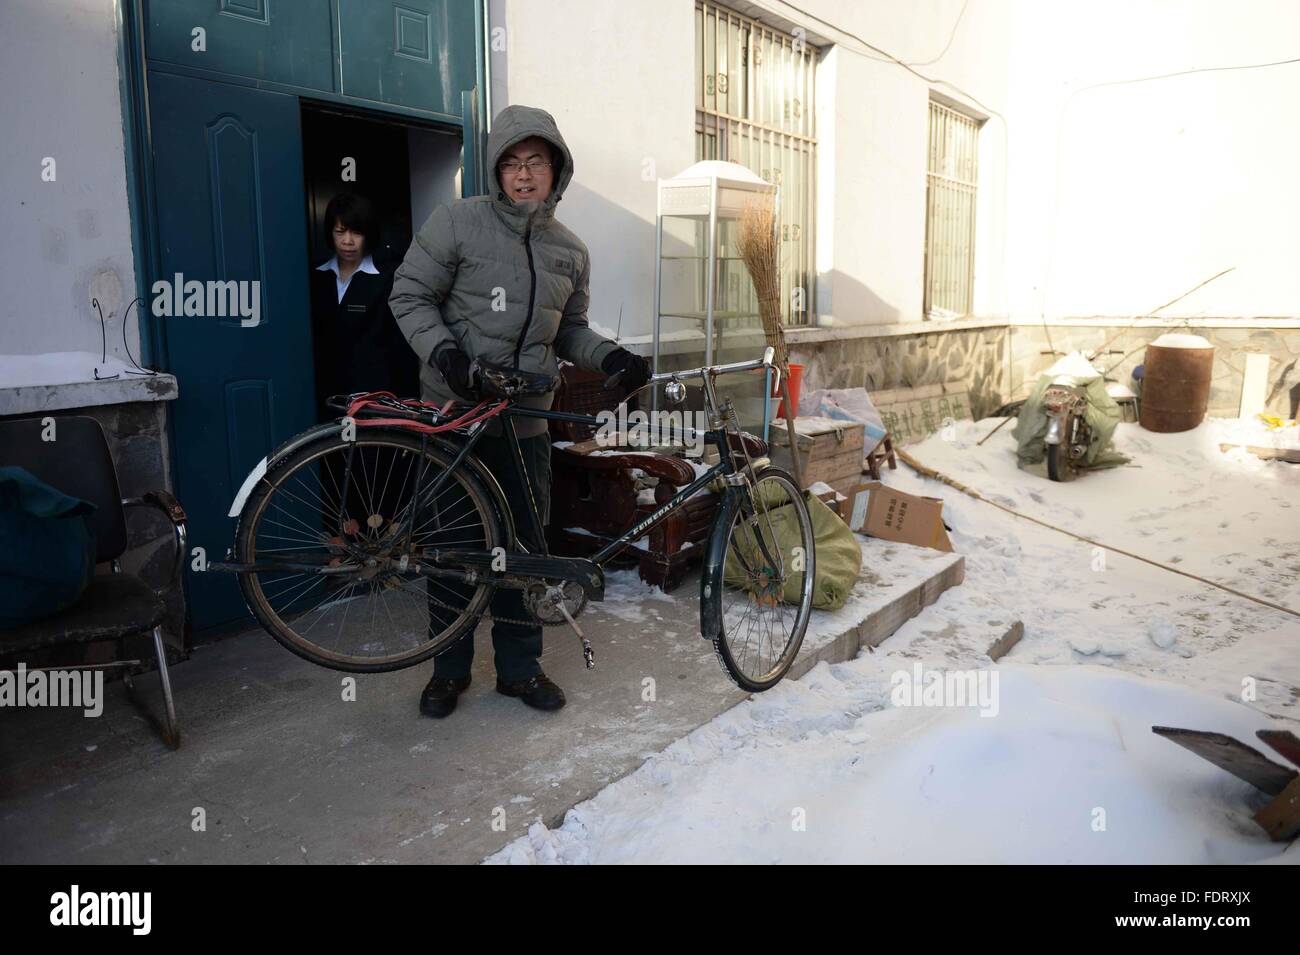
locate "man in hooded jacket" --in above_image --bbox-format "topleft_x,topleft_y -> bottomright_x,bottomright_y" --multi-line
391,104 -> 650,718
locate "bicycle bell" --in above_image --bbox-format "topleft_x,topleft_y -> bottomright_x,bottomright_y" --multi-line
664,378 -> 686,405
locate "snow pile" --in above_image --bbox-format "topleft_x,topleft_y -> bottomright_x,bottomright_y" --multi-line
0,351 -> 137,387
488,413 -> 1300,865
1208,415 -> 1300,452
488,663 -> 1296,864
1042,350 -> 1103,379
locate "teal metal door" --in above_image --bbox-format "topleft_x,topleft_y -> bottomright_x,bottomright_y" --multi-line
148,71 -> 318,634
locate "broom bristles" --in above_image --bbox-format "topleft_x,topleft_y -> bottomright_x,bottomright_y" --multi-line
738,195 -> 788,370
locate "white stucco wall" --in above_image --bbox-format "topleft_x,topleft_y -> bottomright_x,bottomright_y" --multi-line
1005,0 -> 1300,320
491,0 -> 1012,336
490,0 -> 697,342
793,0 -> 1012,326
492,0 -> 1297,334
0,0 -> 140,369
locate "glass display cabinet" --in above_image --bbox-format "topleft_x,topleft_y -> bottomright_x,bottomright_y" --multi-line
652,160 -> 778,434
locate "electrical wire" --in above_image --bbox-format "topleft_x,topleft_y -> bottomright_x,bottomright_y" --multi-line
904,0 -> 969,67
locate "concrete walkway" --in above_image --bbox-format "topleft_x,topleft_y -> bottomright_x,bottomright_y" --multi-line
0,540 -> 980,864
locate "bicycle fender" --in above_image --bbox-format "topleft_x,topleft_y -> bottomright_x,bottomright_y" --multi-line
699,486 -> 742,641
228,457 -> 267,517
225,422 -> 518,551
227,421 -> 343,518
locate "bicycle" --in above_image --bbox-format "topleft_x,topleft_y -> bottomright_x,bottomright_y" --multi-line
212,347 -> 816,692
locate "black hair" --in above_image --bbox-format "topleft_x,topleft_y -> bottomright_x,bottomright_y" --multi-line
323,193 -> 378,253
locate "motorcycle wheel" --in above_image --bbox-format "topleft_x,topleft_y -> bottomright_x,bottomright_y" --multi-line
1046,414 -> 1081,482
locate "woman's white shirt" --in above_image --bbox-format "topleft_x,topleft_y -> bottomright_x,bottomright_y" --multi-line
317,254 -> 379,304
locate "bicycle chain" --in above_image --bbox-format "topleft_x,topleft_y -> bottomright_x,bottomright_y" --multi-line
403,576 -> 559,629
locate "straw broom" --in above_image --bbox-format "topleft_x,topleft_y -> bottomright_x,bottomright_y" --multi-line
737,194 -> 805,486
737,195 -> 788,372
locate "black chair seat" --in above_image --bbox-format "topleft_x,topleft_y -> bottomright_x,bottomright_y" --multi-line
1,574 -> 164,655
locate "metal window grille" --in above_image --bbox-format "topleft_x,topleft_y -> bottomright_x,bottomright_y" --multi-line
924,99 -> 980,318
695,0 -> 818,326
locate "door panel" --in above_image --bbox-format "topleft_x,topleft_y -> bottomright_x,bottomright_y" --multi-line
149,71 -> 317,633
145,0 -> 335,92
338,0 -> 477,116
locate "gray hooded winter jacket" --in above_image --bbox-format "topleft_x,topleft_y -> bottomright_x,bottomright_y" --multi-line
389,105 -> 618,437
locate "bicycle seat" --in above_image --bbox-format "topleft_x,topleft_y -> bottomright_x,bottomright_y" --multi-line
471,361 -> 559,398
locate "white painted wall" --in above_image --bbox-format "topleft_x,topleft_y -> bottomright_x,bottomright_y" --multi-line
790,0 -> 1012,326
1005,0 -> 1300,320
0,0 -> 140,370
492,0 -> 1298,334
492,0 -> 1012,336
491,0 -> 697,342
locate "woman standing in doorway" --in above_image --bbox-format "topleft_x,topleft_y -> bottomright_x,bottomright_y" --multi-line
310,193 -> 419,416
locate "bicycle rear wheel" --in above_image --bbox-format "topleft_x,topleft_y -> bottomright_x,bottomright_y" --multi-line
704,466 -> 815,692
235,431 -> 502,672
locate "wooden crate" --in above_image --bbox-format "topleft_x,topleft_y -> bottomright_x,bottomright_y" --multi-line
769,416 -> 866,499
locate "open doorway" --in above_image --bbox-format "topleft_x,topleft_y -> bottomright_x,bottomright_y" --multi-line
300,104 -> 463,412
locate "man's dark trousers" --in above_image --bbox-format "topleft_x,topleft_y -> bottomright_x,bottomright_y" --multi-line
429,431 -> 551,682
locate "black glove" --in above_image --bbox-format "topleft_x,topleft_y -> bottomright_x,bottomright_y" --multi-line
433,344 -> 478,400
601,347 -> 652,394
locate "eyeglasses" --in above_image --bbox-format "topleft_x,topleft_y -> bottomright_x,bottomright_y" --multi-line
499,159 -> 552,175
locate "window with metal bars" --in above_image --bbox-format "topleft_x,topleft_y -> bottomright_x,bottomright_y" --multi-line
695,0 -> 818,326
924,98 -> 981,319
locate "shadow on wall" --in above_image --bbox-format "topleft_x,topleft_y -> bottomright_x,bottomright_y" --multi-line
549,179 -> 659,342
820,268 -> 903,327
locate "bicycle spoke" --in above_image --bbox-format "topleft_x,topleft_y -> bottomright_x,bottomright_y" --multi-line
241,436 -> 498,669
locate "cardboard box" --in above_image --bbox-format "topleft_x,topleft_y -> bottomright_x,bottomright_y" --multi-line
855,481 -> 954,552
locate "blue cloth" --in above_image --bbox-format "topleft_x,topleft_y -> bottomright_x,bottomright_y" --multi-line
0,466 -> 97,628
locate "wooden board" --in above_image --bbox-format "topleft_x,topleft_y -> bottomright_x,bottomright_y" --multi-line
1254,774 -> 1300,841
871,383 -> 973,446
1257,729 -> 1300,769
1152,726 -> 1299,796
1218,443 -> 1300,463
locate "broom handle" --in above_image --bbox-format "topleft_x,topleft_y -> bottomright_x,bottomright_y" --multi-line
779,375 -> 804,488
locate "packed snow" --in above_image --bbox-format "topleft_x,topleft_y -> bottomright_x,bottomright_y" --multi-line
489,415 -> 1300,864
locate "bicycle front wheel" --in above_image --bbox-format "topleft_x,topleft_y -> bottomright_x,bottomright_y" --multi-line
235,431 -> 502,672
705,466 -> 816,692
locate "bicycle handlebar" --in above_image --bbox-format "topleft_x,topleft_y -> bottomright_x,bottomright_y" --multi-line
651,345 -> 777,384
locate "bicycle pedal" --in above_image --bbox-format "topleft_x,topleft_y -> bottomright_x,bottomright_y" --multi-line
558,600 -> 595,669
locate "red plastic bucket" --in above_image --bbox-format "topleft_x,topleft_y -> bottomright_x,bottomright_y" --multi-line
773,363 -> 804,420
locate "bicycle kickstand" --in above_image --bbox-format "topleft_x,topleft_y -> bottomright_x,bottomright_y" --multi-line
558,602 -> 595,669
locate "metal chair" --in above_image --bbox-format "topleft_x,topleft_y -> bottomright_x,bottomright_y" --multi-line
0,416 -> 187,747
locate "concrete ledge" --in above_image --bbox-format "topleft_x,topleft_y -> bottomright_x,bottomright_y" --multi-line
787,549 -> 966,681
0,354 -> 177,415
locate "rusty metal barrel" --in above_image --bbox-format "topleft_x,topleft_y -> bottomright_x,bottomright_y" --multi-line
1139,337 -> 1215,432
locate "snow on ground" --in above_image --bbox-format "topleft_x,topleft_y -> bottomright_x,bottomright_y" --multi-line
488,416 -> 1300,864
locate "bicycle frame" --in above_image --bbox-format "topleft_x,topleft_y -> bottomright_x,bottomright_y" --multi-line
217,349 -> 778,589
404,347 -> 779,571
